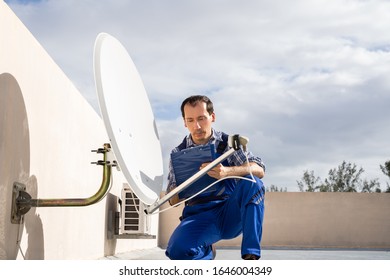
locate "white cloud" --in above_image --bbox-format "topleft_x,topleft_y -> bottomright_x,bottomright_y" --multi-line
6,0 -> 390,191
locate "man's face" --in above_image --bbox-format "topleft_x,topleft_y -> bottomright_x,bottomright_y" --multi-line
183,101 -> 215,145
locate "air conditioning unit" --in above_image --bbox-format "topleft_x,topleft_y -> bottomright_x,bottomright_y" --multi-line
120,185 -> 150,234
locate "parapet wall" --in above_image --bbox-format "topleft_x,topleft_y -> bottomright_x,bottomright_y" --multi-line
158,192 -> 390,249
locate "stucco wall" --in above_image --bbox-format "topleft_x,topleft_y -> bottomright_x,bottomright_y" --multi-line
158,192 -> 390,249
0,2 -> 158,260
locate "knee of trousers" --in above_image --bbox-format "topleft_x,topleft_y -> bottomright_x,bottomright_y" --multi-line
166,242 -> 208,260
237,176 -> 265,205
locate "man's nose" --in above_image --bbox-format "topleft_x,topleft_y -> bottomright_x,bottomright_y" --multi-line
192,121 -> 201,129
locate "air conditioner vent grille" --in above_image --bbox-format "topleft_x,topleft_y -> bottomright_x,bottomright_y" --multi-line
121,186 -> 149,234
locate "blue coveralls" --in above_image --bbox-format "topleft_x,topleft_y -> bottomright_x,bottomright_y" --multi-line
165,175 -> 265,260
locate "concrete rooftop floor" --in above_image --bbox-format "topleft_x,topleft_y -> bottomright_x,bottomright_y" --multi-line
103,247 -> 390,260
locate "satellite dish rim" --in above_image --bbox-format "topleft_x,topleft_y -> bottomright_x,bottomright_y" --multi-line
93,32 -> 162,205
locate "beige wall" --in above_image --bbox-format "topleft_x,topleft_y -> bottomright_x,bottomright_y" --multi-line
0,2 -> 158,260
158,192 -> 390,249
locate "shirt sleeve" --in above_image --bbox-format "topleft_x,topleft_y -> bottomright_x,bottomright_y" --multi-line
166,158 -> 176,193
166,145 -> 182,193
227,148 -> 266,171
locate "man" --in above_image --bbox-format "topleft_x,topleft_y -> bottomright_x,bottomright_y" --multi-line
165,95 -> 265,260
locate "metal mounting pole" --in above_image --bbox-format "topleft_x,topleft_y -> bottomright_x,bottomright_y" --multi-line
145,134 -> 248,215
11,143 -> 114,224
144,147 -> 235,215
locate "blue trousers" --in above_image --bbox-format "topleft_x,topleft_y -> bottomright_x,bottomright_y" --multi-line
165,176 -> 265,260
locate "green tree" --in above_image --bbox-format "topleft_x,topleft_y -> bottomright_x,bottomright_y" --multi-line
297,170 -> 323,192
297,161 -> 382,192
266,184 -> 287,192
361,179 -> 381,193
380,160 -> 390,193
324,161 -> 363,192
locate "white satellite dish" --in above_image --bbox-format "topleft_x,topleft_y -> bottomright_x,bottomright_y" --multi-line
94,33 -> 163,205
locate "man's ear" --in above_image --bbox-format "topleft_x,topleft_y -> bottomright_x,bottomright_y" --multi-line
183,118 -> 187,127
211,113 -> 216,122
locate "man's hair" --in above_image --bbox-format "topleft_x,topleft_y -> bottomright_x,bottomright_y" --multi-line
180,95 -> 214,118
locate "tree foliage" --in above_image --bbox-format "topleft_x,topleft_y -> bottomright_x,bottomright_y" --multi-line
324,161 -> 363,192
297,160 -> 387,193
297,170 -> 322,192
361,179 -> 381,193
380,160 -> 390,193
266,184 -> 287,192
380,160 -> 390,178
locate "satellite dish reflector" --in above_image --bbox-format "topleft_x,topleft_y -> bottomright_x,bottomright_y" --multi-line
94,33 -> 163,205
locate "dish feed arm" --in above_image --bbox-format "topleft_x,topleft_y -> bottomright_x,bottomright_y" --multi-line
145,134 -> 248,214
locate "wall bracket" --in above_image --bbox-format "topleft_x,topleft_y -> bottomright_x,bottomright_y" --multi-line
10,143 -> 113,224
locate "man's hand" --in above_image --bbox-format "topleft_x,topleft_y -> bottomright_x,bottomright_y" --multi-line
200,162 -> 265,179
169,193 -> 183,206
200,163 -> 227,179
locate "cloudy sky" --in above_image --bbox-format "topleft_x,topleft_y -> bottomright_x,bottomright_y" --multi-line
5,0 -> 390,191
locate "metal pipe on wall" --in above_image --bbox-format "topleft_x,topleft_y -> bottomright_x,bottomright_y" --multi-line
11,143 -> 114,223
